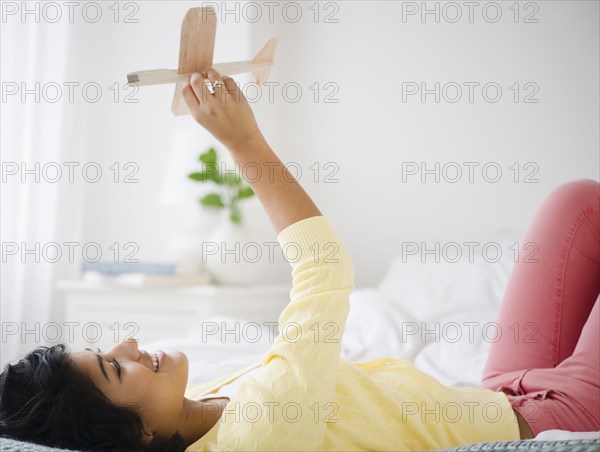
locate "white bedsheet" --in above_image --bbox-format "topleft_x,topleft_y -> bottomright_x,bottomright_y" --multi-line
531,430 -> 599,441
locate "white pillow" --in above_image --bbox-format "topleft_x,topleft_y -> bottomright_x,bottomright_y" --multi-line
343,231 -> 520,386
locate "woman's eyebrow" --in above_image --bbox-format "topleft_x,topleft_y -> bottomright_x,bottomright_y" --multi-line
84,348 -> 109,382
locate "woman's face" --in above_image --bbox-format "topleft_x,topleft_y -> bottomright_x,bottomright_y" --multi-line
70,338 -> 189,445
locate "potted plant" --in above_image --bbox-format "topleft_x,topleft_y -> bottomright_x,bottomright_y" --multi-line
188,147 -> 264,284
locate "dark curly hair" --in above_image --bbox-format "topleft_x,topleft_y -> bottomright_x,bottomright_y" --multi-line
0,344 -> 185,451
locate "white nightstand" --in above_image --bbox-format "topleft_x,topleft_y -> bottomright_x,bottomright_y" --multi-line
56,281 -> 291,352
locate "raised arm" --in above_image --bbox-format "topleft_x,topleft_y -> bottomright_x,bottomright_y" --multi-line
181,68 -> 320,234
182,69 -> 355,450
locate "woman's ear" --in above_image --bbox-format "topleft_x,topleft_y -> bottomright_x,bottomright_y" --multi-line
142,428 -> 154,446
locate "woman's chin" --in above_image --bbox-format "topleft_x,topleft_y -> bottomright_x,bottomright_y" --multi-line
157,350 -> 188,375
173,350 -> 188,364
170,351 -> 189,378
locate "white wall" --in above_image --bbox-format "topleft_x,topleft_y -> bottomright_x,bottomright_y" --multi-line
249,0 -> 600,285
81,1 -> 600,287
49,1 -> 600,287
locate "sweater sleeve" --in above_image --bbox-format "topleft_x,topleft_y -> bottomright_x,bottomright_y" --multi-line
217,216 -> 355,450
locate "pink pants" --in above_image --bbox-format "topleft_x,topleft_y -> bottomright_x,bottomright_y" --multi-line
481,179 -> 600,436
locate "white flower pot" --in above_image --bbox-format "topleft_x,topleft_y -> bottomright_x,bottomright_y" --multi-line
202,202 -> 289,285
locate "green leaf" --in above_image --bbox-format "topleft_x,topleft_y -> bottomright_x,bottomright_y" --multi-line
230,208 -> 242,224
203,163 -> 222,183
200,148 -> 217,164
189,168 -> 222,184
223,172 -> 242,186
200,193 -> 224,207
238,186 -> 255,199
188,172 -> 210,182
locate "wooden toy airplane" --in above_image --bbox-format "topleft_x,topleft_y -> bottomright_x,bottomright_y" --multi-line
126,7 -> 278,115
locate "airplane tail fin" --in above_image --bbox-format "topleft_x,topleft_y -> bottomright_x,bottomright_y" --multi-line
251,38 -> 278,85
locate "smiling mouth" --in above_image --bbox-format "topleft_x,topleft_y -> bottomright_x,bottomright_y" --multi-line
141,350 -> 159,372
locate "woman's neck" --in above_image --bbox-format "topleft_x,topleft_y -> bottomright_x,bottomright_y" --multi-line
179,397 -> 230,447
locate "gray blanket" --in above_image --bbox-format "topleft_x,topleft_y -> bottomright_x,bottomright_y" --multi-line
2,436 -> 599,451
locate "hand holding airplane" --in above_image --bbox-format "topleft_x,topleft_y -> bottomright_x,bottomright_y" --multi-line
126,7 -> 278,115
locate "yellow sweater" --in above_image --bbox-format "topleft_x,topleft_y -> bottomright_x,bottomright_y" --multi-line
185,216 -> 520,451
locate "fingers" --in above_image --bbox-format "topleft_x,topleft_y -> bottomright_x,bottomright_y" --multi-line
190,72 -> 213,104
181,69 -> 242,120
181,75 -> 200,111
206,68 -> 227,101
205,68 -> 223,86
222,75 -> 241,101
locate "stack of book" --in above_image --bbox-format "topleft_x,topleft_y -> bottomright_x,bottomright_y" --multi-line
81,261 -> 213,287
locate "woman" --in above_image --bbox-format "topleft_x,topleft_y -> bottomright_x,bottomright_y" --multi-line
1,69 -> 598,451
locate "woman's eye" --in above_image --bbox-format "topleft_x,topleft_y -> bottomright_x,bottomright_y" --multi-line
112,359 -> 122,378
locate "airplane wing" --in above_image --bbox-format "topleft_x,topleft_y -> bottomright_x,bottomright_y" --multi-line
171,7 -> 216,116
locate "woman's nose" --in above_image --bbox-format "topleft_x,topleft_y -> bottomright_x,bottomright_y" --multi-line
110,337 -> 139,357
124,337 -> 139,346
123,337 -> 139,354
